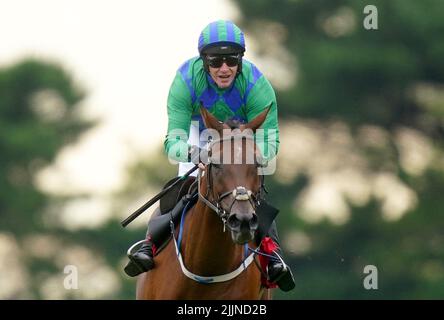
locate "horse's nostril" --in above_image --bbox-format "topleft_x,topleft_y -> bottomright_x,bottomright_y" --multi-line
227,215 -> 241,231
249,213 -> 258,230
227,212 -> 258,232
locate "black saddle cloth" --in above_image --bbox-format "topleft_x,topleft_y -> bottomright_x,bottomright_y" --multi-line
159,176 -> 196,214
149,192 -> 198,255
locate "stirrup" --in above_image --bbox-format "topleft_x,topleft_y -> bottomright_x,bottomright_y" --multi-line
271,251 -> 288,273
124,239 -> 154,277
127,239 -> 148,257
267,250 -> 287,282
268,250 -> 295,292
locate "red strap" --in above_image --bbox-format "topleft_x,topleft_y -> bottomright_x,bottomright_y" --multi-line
147,235 -> 157,256
259,237 -> 278,288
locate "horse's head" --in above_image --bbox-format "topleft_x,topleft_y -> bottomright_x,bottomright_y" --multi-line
198,104 -> 270,245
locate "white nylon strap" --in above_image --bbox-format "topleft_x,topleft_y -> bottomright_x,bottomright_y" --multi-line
173,236 -> 256,284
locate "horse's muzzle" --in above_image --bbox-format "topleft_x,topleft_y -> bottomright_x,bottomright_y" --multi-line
226,212 -> 258,244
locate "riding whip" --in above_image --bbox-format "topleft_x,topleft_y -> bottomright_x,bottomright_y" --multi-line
121,164 -> 199,227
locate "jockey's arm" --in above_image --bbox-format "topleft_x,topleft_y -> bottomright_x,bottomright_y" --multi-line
245,76 -> 280,161
164,71 -> 194,163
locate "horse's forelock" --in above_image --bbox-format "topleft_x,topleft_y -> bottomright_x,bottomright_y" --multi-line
225,119 -> 241,130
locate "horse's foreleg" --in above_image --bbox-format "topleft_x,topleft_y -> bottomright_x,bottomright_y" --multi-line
259,287 -> 272,300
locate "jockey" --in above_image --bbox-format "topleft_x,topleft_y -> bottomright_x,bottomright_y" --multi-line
124,20 -> 295,291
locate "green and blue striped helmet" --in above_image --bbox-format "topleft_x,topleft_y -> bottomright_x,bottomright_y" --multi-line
198,20 -> 246,55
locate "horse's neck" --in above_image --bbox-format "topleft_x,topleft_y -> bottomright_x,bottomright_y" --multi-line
182,199 -> 244,275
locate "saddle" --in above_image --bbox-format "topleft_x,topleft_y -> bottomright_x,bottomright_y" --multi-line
149,177 -> 198,255
159,176 -> 196,214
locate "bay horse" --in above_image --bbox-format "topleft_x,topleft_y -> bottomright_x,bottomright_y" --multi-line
136,106 -> 272,299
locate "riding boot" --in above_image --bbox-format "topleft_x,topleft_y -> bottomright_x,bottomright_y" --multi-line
124,239 -> 154,277
124,207 -> 161,277
267,221 -> 296,292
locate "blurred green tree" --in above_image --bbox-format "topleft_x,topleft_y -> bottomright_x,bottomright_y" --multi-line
0,59 -> 95,233
0,59 -> 95,298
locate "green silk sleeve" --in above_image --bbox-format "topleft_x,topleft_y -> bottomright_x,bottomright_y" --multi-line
246,76 -> 280,161
164,72 -> 193,162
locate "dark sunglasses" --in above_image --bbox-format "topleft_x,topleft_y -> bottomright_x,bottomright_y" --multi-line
205,54 -> 240,68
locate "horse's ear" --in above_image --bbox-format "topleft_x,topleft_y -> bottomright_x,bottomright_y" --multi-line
200,102 -> 228,133
240,105 -> 271,133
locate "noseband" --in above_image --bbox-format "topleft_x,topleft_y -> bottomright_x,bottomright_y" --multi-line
197,135 -> 267,230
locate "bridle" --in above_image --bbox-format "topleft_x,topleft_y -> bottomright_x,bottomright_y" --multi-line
171,134 -> 271,284
197,135 -> 268,231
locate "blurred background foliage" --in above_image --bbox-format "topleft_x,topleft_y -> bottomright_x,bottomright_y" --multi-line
234,0 -> 444,299
1,0 -> 443,299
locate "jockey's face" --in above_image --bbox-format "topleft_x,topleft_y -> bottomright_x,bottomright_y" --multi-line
207,55 -> 239,89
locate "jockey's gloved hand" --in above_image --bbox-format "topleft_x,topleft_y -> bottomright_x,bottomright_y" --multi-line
188,145 -> 207,164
